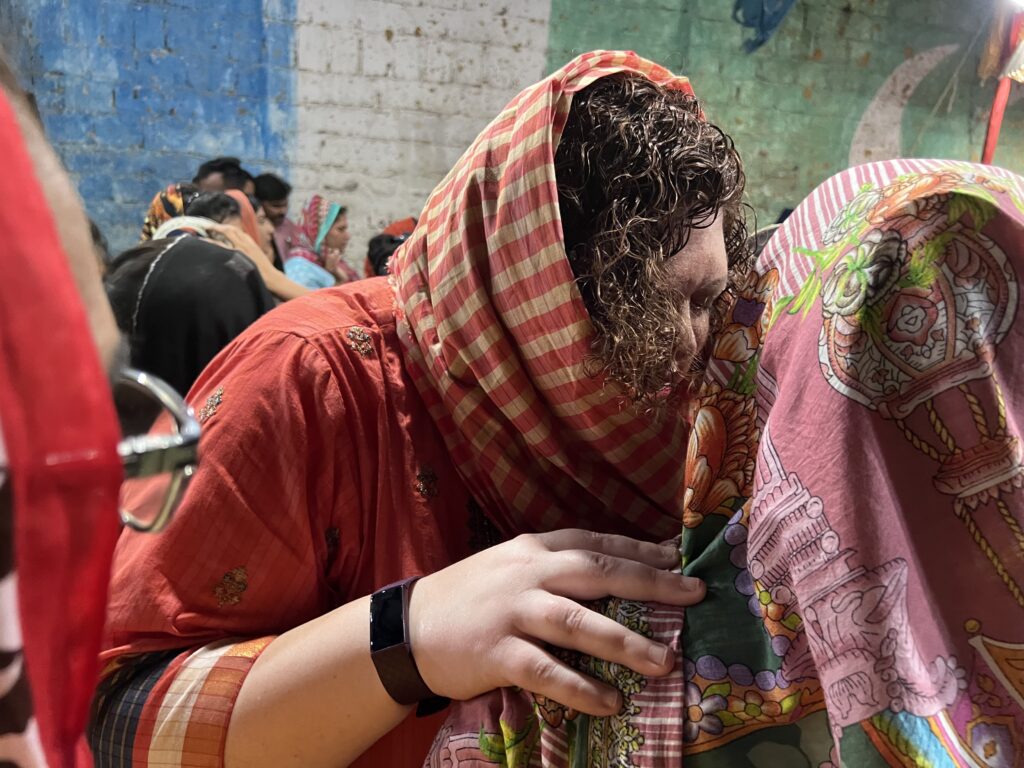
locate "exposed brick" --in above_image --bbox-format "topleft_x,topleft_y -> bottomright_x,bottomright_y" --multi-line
8,0 -> 296,254
550,0 -> 1024,223
16,0 -> 1021,270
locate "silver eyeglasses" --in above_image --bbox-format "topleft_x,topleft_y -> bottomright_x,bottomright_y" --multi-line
114,368 -> 200,533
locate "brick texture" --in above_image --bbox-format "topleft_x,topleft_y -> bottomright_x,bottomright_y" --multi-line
548,0 -> 1024,227
1,0 -> 295,253
288,0 -> 551,267
4,0 -> 1022,261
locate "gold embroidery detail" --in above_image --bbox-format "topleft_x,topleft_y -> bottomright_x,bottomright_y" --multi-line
214,566 -> 248,607
198,387 -> 224,423
346,327 -> 373,357
415,468 -> 438,500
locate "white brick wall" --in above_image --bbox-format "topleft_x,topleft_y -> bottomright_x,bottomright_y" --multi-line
292,0 -> 551,270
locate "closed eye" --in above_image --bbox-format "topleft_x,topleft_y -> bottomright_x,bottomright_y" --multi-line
693,282 -> 728,313
692,294 -> 716,312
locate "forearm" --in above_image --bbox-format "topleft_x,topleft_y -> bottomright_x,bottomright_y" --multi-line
262,267 -> 311,301
225,595 -> 411,768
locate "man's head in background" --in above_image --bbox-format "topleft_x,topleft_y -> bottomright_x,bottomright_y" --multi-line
254,172 -> 292,226
223,164 -> 256,196
193,156 -> 255,196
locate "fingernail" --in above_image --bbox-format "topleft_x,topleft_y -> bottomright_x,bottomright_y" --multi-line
680,576 -> 704,591
603,689 -> 622,711
660,545 -> 679,560
648,643 -> 671,667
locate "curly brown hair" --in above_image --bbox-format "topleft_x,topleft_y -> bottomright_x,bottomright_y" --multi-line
556,73 -> 749,408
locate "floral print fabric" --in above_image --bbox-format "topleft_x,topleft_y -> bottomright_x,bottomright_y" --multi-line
424,159 -> 1024,766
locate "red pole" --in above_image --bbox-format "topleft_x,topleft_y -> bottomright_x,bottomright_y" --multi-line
983,12 -> 1024,164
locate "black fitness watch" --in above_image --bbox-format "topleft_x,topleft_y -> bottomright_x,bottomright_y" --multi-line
369,577 -> 450,717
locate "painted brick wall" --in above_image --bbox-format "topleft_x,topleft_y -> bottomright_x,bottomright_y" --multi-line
4,0 -> 1021,259
287,0 -> 551,260
1,0 -> 295,252
2,0 -> 550,263
547,0 -> 1024,225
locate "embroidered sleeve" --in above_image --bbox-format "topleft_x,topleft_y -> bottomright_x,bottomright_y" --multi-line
95,328 -> 352,766
89,638 -> 273,767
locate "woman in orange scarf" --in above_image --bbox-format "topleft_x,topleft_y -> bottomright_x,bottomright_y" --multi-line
218,190 -> 311,302
90,52 -> 745,767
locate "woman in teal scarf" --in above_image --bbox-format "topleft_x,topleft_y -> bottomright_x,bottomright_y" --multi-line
285,194 -> 360,288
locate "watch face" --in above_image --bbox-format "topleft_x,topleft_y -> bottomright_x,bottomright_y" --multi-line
370,585 -> 407,652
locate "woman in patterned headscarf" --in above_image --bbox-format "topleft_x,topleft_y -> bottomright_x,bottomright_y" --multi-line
139,182 -> 199,241
89,51 -> 746,768
284,193 -> 360,288
427,160 -> 1024,766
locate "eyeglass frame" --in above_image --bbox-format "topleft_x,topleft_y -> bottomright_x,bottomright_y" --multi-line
115,368 -> 200,533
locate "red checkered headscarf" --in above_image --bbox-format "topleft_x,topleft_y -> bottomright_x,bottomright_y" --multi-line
391,51 -> 696,540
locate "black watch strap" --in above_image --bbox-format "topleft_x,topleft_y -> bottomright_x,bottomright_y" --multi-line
369,577 -> 450,717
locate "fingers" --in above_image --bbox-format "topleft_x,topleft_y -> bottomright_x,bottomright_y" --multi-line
515,594 -> 674,678
544,550 -> 705,605
534,529 -> 679,569
207,222 -> 253,244
499,637 -> 622,716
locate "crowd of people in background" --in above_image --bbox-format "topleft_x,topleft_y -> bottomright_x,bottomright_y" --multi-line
100,155 -> 417,401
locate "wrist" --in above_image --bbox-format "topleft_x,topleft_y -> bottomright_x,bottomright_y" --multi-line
369,577 -> 449,716
405,572 -> 443,696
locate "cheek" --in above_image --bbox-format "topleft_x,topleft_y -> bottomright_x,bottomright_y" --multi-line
693,313 -> 712,347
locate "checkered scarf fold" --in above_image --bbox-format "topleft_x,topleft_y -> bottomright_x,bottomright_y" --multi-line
391,51 -> 695,539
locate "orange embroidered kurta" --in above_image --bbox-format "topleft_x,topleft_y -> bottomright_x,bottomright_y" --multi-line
92,278 -> 477,767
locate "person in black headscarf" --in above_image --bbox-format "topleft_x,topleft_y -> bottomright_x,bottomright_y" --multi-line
106,235 -> 276,402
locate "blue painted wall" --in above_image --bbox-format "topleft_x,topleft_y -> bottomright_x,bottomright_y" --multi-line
0,0 -> 296,252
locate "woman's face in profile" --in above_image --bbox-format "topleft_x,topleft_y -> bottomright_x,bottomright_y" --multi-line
323,213 -> 350,254
256,207 -> 275,253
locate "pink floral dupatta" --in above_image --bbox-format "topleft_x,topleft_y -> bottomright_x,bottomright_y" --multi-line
424,160 -> 1024,766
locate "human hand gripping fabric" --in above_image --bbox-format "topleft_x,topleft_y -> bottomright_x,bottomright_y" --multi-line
409,529 -> 704,716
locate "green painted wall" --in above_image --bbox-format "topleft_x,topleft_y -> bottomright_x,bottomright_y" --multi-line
547,0 -> 1024,223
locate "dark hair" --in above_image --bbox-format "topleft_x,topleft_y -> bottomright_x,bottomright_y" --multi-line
555,73 -> 748,402
106,238 -> 274,422
254,173 -> 292,201
775,207 -> 794,224
193,156 -> 243,184
366,233 -> 409,277
177,182 -> 202,210
185,192 -> 240,222
223,165 -> 255,191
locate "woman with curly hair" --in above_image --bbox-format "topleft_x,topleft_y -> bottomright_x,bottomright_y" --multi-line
89,51 -> 746,768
